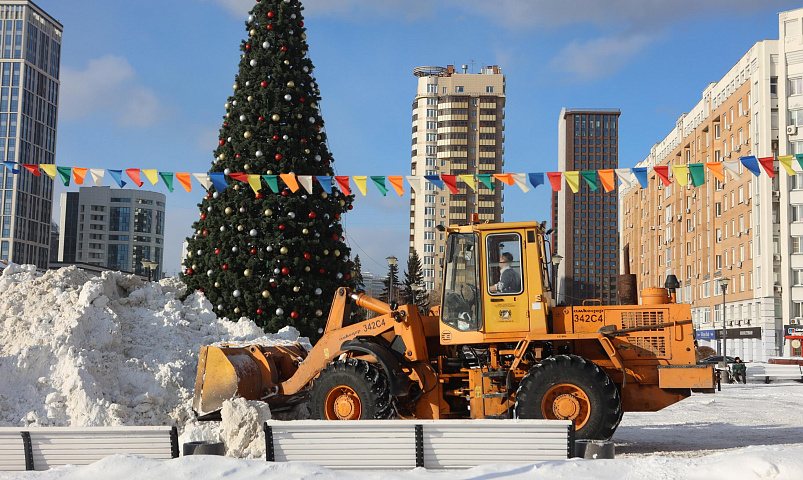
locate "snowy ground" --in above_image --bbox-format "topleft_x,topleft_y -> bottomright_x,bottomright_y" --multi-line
1,267 -> 802,479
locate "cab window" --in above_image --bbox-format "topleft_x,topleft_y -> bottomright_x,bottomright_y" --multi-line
486,233 -> 523,296
441,232 -> 482,331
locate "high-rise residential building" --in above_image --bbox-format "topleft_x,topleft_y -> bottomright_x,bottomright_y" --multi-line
58,187 -> 166,279
410,64 -> 506,291
0,1 -> 61,268
620,7 -> 803,361
554,108 -> 621,305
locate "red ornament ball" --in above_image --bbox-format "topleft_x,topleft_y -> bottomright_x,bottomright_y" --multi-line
332,234 -> 339,240
348,205 -> 354,210
334,214 -> 340,220
255,192 -> 263,199
275,153 -> 283,161
281,190 -> 289,197
215,248 -> 220,255
200,213 -> 207,220
250,248 -> 257,255
257,308 -> 263,315
303,252 -> 311,260
267,11 -> 275,18
318,268 -> 325,274
300,138 -> 307,143
267,24 -> 273,30
245,44 -> 251,50
258,116 -> 264,121
198,288 -> 204,293
270,282 -> 277,288
290,311 -> 299,319
222,122 -> 228,126
298,21 -> 304,27
202,230 -> 209,236
278,224 -> 286,231
235,153 -> 241,158
206,193 -> 211,198
299,97 -> 305,103
281,46 -> 287,52
281,267 -> 290,275
345,274 -> 351,280
272,135 -> 279,141
260,81 -> 268,88
222,264 -> 229,270
219,139 -> 225,146
186,268 -> 194,275
308,212 -> 316,219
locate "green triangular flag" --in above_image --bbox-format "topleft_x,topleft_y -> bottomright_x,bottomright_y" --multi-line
56,166 -> 71,186
370,176 -> 389,196
159,172 -> 174,192
795,154 -> 803,171
476,174 -> 495,191
688,163 -> 705,187
262,175 -> 279,193
580,170 -> 598,191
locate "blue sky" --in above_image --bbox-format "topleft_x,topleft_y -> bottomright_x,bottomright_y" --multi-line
41,0 -> 800,278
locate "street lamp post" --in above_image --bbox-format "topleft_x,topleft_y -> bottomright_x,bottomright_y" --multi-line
552,254 -> 563,304
142,260 -> 159,282
385,255 -> 398,305
719,277 -> 730,356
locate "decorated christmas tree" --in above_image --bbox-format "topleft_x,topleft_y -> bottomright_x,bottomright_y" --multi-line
181,0 -> 354,340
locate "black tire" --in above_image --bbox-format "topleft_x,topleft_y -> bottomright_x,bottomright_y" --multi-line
309,358 -> 395,420
514,354 -> 622,440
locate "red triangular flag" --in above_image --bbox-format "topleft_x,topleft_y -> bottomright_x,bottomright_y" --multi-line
335,176 -> 351,195
653,165 -> 672,186
547,172 -> 562,191
22,164 -> 41,176
441,175 -> 459,194
228,172 -> 249,182
125,168 -> 144,187
758,157 -> 776,178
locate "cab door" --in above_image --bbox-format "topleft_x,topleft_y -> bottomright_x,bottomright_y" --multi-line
482,232 -> 529,333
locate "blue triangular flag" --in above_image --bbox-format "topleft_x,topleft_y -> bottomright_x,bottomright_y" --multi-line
740,156 -> 761,177
528,173 -> 544,189
631,167 -> 649,189
316,176 -> 333,194
107,169 -> 127,188
424,175 -> 444,190
209,172 -> 229,192
3,161 -> 19,174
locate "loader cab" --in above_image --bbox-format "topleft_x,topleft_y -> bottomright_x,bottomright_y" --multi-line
441,232 -> 482,332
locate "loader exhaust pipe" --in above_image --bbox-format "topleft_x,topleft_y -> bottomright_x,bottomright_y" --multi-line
350,293 -> 393,316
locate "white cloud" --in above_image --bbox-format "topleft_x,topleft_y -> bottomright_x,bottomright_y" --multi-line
60,55 -> 165,128
548,33 -> 655,81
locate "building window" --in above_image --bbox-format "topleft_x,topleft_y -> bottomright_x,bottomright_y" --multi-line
485,86 -> 494,93
794,236 -> 803,254
455,86 -> 464,93
134,208 -> 152,233
791,78 -> 803,96
109,207 -> 130,231
794,269 -> 803,286
426,83 -> 437,93
793,205 -> 803,222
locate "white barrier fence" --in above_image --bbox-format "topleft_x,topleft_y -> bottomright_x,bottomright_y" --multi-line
747,363 -> 803,383
0,426 -> 178,471
264,419 -> 575,470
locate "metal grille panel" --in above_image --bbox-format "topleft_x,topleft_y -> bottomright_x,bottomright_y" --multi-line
630,336 -> 666,357
620,311 -> 664,329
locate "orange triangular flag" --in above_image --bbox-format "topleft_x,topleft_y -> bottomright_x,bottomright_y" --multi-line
279,173 -> 300,192
176,173 -> 192,192
598,169 -> 616,192
705,162 -> 726,183
387,175 -> 404,196
73,167 -> 88,185
492,173 -> 514,185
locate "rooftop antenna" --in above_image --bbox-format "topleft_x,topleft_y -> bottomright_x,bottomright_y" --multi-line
469,59 -> 476,73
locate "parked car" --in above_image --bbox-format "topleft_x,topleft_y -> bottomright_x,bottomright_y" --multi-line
699,355 -> 737,365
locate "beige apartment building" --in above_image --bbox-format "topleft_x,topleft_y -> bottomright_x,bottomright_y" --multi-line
621,7 -> 803,361
409,65 -> 505,291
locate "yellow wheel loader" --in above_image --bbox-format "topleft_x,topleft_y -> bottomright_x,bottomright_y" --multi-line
193,219 -> 714,440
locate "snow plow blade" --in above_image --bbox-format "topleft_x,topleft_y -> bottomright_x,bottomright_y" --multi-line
192,343 -> 308,418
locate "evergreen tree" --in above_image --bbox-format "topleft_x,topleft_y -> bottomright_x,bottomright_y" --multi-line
381,263 -> 400,304
351,254 -> 365,293
402,250 -> 428,312
181,0 -> 354,341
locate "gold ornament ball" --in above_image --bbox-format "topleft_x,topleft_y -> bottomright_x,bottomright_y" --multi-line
233,84 -> 238,90
234,307 -> 241,314
304,149 -> 310,154
286,81 -> 295,88
321,193 -> 328,199
316,135 -> 322,140
302,50 -> 307,55
283,60 -> 290,65
262,290 -> 270,298
323,249 -> 329,255
225,207 -> 233,214
301,33 -> 307,40
249,29 -> 256,36
226,112 -> 230,118
293,286 -> 300,293
296,114 -> 302,119
237,225 -> 244,231
224,102 -> 230,110
192,264 -> 197,270
233,185 -> 240,190
315,310 -> 323,317
247,95 -> 253,102
339,200 -> 346,206
280,246 -> 288,254
244,131 -> 252,138
264,208 -> 273,216
305,266 -> 311,272
214,282 -> 220,288
244,164 -> 250,171
271,114 -> 280,121
302,228 -> 309,234
244,269 -> 251,277
266,170 -> 273,175
187,251 -> 193,258
334,250 -> 341,257
219,153 -> 226,160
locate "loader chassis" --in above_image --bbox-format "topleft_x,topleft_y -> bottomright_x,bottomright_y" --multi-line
193,220 -> 714,440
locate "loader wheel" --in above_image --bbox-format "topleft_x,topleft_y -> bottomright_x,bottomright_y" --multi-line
309,358 -> 395,420
514,354 -> 622,440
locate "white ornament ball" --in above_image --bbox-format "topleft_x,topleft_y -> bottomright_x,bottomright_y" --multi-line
245,81 -> 250,86
207,206 -> 213,212
240,207 -> 246,213
213,192 -> 220,199
274,268 -> 281,275
303,66 -> 309,73
224,168 -> 231,175
232,246 -> 238,253
248,15 -> 254,22
288,212 -> 296,219
250,229 -> 258,236
337,273 -> 343,279
305,266 -> 310,272
239,115 -> 246,122
250,59 -> 257,67
214,282 -> 220,288
220,226 -> 226,232
314,155 -> 322,162
256,150 -> 263,157
282,134 -> 289,140
315,310 -> 323,317
309,117 -> 316,123
284,94 -> 292,101
314,288 -> 322,295
207,269 -> 213,276
291,14 -> 296,19
276,308 -> 284,315
233,290 -> 241,298
197,249 -> 203,255
217,304 -> 224,311
266,246 -> 274,252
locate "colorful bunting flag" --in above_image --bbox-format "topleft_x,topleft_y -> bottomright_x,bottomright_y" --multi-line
614,168 -> 634,188
476,174 -> 495,191
441,175 -> 459,194
424,175 -> 444,190
528,173 -> 545,189
160,172 -> 175,192
598,169 -> 616,192
56,166 -> 71,186
73,167 -> 88,185
564,171 -> 581,193
493,173 -> 514,186
279,173 -> 299,192
459,174 -> 476,191
262,175 -> 279,193
706,162 -> 726,183
316,176 -> 333,194
688,163 -> 705,187
778,155 -> 796,176
672,165 -> 689,187
723,160 -> 742,179
547,172 -> 562,191
3,161 -> 18,174
352,176 -> 368,196
387,175 -> 404,196
758,157 -> 775,177
176,173 -> 192,192
511,173 -> 530,193
370,176 -> 389,196
22,164 -> 40,177
653,165 -> 672,186
298,175 -> 314,194
142,169 -> 159,185
740,156 -> 761,177
208,172 -> 227,192
335,176 -> 351,195
247,174 -> 262,194
192,173 -> 212,190
90,168 -> 105,186
126,168 -> 144,187
580,170 -> 598,191
632,168 -> 648,188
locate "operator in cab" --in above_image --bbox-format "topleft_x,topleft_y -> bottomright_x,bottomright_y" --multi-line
489,252 -> 521,294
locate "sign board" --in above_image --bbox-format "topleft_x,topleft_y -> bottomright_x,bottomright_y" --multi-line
784,325 -> 803,338
696,327 -> 761,340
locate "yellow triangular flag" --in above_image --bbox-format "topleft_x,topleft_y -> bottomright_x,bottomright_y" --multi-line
564,171 -> 580,193
352,176 -> 368,195
40,164 -> 56,179
142,169 -> 159,185
672,165 -> 689,187
778,155 -> 797,176
459,174 -> 476,191
247,174 -> 262,193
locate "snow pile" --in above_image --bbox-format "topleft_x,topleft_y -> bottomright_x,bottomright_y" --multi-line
0,266 -> 308,438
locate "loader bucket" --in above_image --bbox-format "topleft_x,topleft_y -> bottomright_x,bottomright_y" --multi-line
192,343 -> 308,418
